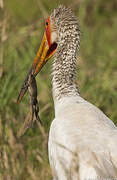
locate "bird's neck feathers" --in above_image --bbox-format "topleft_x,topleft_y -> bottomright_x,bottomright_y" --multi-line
52,7 -> 80,103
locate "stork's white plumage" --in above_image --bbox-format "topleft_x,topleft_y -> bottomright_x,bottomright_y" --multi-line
18,5 -> 117,179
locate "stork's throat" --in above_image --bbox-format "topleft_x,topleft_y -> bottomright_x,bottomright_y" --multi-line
46,42 -> 57,59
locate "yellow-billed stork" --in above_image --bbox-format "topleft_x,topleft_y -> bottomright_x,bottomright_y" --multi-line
18,5 -> 117,180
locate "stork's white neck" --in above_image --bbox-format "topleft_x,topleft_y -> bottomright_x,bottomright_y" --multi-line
52,40 -> 80,104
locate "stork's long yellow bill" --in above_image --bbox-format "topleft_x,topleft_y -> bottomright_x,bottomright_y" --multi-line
17,31 -> 57,104
32,33 -> 49,76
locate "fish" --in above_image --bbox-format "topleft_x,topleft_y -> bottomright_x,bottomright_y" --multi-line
17,74 -> 42,137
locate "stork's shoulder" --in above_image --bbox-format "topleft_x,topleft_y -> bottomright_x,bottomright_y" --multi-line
55,95 -> 116,129
50,95 -> 117,151
53,95 -> 117,155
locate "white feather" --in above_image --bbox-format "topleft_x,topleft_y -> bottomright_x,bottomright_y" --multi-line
48,96 -> 117,179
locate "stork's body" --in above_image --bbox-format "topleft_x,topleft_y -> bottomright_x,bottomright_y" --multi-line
48,6 -> 117,179
49,96 -> 117,179
18,5 -> 117,179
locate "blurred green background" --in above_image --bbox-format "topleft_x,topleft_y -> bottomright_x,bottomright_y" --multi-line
0,0 -> 117,179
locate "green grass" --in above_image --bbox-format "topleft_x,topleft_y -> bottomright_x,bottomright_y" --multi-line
0,0 -> 117,179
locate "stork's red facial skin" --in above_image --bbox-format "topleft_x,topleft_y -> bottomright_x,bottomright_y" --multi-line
45,17 -> 57,59
45,17 -> 51,48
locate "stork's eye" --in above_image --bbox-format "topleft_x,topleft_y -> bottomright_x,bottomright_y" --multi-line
46,22 -> 48,26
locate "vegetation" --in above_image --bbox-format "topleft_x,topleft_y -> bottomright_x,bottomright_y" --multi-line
0,0 -> 117,179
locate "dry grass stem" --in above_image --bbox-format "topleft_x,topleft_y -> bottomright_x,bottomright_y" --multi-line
27,165 -> 38,180
0,0 -> 7,79
0,0 -> 3,8
0,114 -> 3,136
8,128 -> 16,148
3,150 -> 11,180
17,112 -> 32,138
36,0 -> 48,18
39,103 -> 51,114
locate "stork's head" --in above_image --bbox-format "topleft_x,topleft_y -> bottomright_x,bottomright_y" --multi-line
17,5 -> 80,103
31,5 -> 80,76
